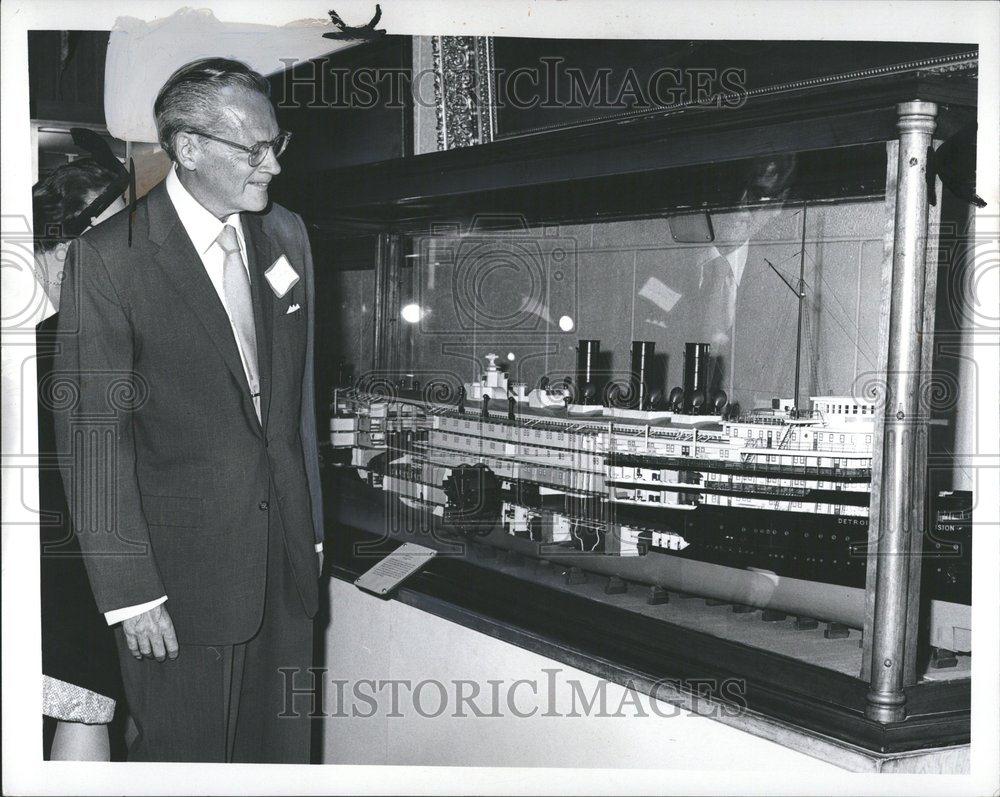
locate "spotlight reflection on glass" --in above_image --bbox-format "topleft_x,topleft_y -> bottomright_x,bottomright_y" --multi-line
558,315 -> 575,332
401,303 -> 423,323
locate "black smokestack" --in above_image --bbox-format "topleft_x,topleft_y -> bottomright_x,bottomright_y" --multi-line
683,342 -> 711,414
630,341 -> 655,410
576,340 -> 601,405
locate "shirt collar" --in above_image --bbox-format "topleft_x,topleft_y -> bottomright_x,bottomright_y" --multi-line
704,242 -> 746,272
165,165 -> 243,256
697,240 -> 749,291
712,243 -> 749,285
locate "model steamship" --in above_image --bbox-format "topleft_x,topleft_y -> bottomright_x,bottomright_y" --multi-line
330,341 -> 971,653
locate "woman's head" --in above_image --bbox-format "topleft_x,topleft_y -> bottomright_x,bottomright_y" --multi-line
33,159 -> 124,250
32,158 -> 126,309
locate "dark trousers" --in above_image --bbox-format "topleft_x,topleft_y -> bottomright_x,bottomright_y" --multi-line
116,513 -> 314,763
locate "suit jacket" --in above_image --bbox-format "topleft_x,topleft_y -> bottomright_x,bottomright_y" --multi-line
37,314 -> 123,701
53,181 -> 323,645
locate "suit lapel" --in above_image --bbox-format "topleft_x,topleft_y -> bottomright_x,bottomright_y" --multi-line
242,214 -> 275,433
145,182 -> 272,434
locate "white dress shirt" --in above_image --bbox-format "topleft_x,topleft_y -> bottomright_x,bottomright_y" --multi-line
105,168 -> 320,627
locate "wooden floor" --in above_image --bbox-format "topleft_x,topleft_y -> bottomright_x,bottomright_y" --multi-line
468,545 -> 971,682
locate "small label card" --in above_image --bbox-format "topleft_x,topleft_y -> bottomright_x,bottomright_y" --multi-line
354,542 -> 438,597
264,255 -> 300,298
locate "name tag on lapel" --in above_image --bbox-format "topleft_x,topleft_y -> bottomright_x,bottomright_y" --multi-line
265,255 -> 300,298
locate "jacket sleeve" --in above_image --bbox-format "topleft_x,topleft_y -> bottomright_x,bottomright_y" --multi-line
294,214 -> 325,546
52,236 -> 166,612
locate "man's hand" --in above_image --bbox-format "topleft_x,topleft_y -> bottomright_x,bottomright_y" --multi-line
317,549 -> 324,575
122,604 -> 179,662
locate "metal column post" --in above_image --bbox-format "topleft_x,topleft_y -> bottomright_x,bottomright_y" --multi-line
372,233 -> 402,373
865,101 -> 938,723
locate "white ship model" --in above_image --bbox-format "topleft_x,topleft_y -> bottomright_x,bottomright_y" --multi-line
330,344 -> 971,654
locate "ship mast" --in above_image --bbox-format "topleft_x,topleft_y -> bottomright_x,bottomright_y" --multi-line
792,203 -> 807,416
764,201 -> 808,417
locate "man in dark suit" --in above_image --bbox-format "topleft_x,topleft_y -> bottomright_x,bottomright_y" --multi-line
53,58 -> 324,762
656,154 -> 804,410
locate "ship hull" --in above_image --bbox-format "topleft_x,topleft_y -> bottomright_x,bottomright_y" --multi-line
345,484 -> 972,653
400,502 -> 971,653
330,387 -> 971,654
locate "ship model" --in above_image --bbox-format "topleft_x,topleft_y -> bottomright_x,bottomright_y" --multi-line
329,336 -> 971,655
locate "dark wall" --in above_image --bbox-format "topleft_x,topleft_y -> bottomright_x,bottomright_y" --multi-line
29,31 -> 109,124
268,35 -> 412,203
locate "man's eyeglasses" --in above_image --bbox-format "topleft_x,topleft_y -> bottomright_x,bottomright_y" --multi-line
186,129 -> 292,167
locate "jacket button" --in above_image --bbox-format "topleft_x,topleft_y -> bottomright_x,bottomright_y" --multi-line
259,500 -> 269,511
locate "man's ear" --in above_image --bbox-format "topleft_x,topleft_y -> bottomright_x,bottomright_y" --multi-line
173,131 -> 200,171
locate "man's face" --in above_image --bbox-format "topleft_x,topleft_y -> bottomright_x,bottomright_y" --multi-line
186,86 -> 282,217
749,154 -> 796,198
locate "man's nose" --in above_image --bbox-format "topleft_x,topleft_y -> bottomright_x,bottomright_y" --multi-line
257,145 -> 281,176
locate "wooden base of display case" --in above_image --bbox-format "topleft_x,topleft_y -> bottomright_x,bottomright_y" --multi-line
329,563 -> 969,772
324,483 -> 969,757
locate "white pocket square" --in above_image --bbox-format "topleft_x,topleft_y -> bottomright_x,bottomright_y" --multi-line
265,255 -> 299,298
286,303 -> 301,315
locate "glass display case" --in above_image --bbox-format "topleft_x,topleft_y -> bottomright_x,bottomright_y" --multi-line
275,41 -> 980,754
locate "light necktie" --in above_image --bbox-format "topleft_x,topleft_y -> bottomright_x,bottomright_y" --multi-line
699,255 -> 737,397
702,255 -> 736,345
216,224 -> 261,421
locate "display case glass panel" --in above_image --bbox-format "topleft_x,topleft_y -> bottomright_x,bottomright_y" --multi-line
324,156 -> 970,665
304,42 -> 977,752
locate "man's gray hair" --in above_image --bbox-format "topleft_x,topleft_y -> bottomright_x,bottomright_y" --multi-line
154,57 -> 271,160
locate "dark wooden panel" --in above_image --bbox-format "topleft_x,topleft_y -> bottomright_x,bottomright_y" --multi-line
311,143 -> 888,236
294,69 -> 975,232
491,39 -> 976,138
